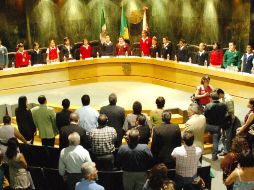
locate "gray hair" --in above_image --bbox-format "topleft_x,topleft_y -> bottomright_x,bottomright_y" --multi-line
68,132 -> 80,146
81,162 -> 96,179
189,103 -> 199,114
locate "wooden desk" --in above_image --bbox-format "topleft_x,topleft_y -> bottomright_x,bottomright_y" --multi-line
0,57 -> 253,102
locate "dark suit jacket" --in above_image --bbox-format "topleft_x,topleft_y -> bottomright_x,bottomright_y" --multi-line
151,123 -> 181,165
177,46 -> 189,62
30,50 -> 45,65
56,109 -> 72,131
161,42 -> 173,60
59,123 -> 91,150
150,45 -> 161,58
59,45 -> 74,61
100,104 -> 125,142
195,51 -> 209,66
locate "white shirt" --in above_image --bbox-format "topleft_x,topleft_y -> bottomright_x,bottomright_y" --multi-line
58,145 -> 91,176
0,125 -> 15,162
171,145 -> 202,177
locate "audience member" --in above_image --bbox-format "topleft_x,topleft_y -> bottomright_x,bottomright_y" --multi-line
195,43 -> 208,66
133,114 -> 151,144
76,94 -> 99,132
0,39 -> 8,69
241,44 -> 254,74
31,95 -> 57,147
140,30 -> 152,56
90,114 -> 117,170
204,92 -> 228,161
46,39 -> 59,62
184,103 -> 206,151
100,93 -> 125,147
194,75 -> 213,107
223,41 -> 241,70
56,98 -> 72,131
150,96 -> 165,128
143,163 -> 169,190
15,96 -> 36,144
117,129 -> 153,190
216,88 -> 235,155
116,36 -> 131,56
225,153 -> 254,189
176,39 -> 189,62
0,149 -> 4,190
150,36 -> 161,58
6,138 -> 30,190
123,101 -> 151,131
101,35 -> 114,56
59,132 -> 92,190
0,115 -> 27,162
161,36 -> 173,60
221,136 -> 250,190
30,42 -> 44,65
80,38 -> 92,59
60,37 -> 74,61
59,113 -> 90,150
75,162 -> 104,190
151,109 -> 181,168
15,43 -> 30,68
209,42 -> 223,67
162,180 -> 176,190
171,131 -> 202,190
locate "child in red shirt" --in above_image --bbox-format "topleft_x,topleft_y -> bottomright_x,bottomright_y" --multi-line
46,40 -> 59,62
80,39 -> 92,59
115,36 -> 130,56
140,30 -> 152,56
210,42 -> 223,67
15,43 -> 30,68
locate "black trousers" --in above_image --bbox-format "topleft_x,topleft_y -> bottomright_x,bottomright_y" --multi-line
41,138 -> 55,147
94,154 -> 114,171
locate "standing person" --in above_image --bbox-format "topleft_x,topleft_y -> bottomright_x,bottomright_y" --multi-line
101,35 -> 114,56
6,138 -> 30,190
60,37 -> 73,61
140,30 -> 152,56
0,39 -> 8,69
150,96 -> 165,128
100,93 -> 125,147
150,36 -> 161,58
241,44 -> 254,74
46,39 -> 59,62
176,39 -> 189,62
75,162 -> 105,190
117,129 -> 153,190
75,94 -> 99,132
194,75 -> 213,107
80,39 -> 92,59
204,92 -> 228,161
0,149 -> 4,190
151,109 -> 181,168
195,43 -> 209,66
171,131 -> 202,190
0,115 -> 27,162
59,132 -> 92,190
15,43 -> 30,68
115,36 -> 131,56
31,95 -> 57,147
161,37 -> 173,60
56,99 -> 72,131
133,114 -> 151,144
223,41 -> 241,70
209,42 -> 224,67
15,96 -> 36,144
30,42 -> 44,65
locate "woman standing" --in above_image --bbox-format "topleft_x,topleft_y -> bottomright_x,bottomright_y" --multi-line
15,96 -> 36,144
209,42 -> 224,67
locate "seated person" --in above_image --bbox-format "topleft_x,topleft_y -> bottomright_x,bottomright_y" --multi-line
15,43 -> 30,68
30,42 -> 44,65
60,37 -> 74,61
241,44 -> 254,74
115,36 -> 130,56
80,39 -> 92,59
195,43 -> 208,66
161,36 -> 173,60
150,36 -> 161,58
101,35 -> 114,56
46,39 -> 60,62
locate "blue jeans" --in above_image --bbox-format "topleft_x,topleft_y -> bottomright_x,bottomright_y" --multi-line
206,124 -> 221,158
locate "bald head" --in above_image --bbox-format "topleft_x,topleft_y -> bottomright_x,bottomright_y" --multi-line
127,129 -> 140,148
70,113 -> 79,123
98,114 -> 108,126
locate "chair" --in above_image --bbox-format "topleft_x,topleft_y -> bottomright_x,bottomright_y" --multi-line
27,166 -> 46,190
97,170 -> 124,190
43,167 -> 66,190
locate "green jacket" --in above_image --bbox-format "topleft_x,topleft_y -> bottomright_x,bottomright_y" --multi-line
223,50 -> 241,69
31,105 -> 57,139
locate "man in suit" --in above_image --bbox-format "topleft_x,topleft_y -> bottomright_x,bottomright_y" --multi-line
100,93 -> 125,147
151,109 -> 181,168
59,113 -> 90,150
161,36 -> 173,60
101,35 -> 114,56
56,99 -> 72,131
176,39 -> 189,62
31,95 -> 57,147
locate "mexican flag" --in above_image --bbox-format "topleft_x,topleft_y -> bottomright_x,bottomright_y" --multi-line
120,5 -> 129,39
101,9 -> 106,32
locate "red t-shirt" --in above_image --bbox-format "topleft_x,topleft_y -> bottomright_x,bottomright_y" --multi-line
80,45 -> 92,59
115,43 -> 130,56
210,50 -> 223,66
140,37 -> 152,56
15,51 -> 30,67
197,85 -> 213,105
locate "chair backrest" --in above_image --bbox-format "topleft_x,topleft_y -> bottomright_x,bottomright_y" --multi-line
27,166 -> 46,190
43,167 -> 66,190
97,170 -> 124,190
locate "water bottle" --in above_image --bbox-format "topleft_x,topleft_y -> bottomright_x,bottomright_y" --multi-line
97,52 -> 99,58
125,51 -> 128,57
167,54 -> 170,60
141,51 -> 144,57
204,60 -> 207,67
156,52 -> 159,58
189,57 -> 192,63
12,61 -> 15,68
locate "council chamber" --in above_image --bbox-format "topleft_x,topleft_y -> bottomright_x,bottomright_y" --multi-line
0,1 -> 254,190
